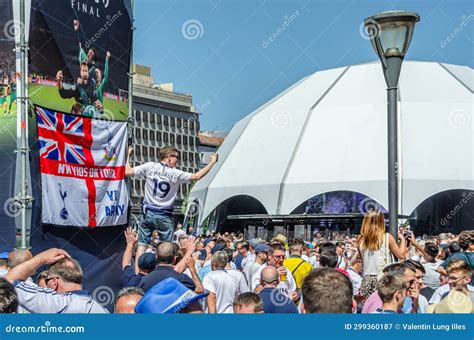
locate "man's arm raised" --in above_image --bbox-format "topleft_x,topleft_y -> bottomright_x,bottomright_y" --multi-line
190,153 -> 218,181
125,147 -> 135,176
5,248 -> 70,283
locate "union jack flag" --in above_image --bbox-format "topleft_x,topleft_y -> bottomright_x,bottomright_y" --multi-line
37,107 -> 91,165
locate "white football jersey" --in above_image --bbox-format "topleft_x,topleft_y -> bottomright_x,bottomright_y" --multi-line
133,162 -> 192,213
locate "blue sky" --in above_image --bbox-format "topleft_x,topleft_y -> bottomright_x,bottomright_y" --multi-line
134,0 -> 473,131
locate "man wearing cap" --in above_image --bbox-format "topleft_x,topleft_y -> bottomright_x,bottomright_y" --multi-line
244,243 -> 269,292
135,277 -> 208,314
126,146 -> 218,273
122,227 -> 157,287
0,252 -> 9,278
245,238 -> 261,267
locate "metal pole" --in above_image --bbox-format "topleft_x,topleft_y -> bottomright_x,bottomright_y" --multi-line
387,86 -> 398,240
19,0 -> 30,249
127,0 -> 135,224
383,56 -> 402,241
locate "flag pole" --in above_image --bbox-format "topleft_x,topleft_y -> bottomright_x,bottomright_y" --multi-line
127,0 -> 135,224
17,0 -> 32,249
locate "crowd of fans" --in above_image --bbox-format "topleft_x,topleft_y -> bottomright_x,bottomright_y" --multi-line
0,212 -> 473,314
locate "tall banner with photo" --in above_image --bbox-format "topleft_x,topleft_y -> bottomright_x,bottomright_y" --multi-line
0,0 -> 18,251
28,0 -> 132,121
29,0 -> 133,310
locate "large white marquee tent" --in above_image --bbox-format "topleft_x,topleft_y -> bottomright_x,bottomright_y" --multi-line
187,61 -> 473,228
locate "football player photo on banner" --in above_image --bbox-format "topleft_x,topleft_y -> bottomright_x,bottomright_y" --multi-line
36,106 -> 129,227
29,0 -> 132,121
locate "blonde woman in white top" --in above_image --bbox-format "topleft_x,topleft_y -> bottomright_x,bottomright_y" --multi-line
357,210 -> 407,298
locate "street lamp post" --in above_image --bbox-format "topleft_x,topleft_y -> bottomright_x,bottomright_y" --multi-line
364,11 -> 420,239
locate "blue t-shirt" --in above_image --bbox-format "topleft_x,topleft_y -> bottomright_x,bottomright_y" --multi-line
259,288 -> 298,314
122,265 -> 145,287
139,266 -> 196,292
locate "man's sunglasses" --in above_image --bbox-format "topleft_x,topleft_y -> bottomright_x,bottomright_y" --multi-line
44,276 -> 60,285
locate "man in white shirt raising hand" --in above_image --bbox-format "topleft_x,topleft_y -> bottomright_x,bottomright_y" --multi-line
126,146 -> 218,271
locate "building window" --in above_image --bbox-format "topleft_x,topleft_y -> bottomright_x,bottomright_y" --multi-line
183,120 -> 188,128
135,128 -> 141,138
150,114 -> 155,124
157,115 -> 162,124
170,118 -> 175,127
189,153 -> 194,162
177,119 -> 182,128
189,120 -> 194,130
143,147 -> 148,157
183,136 -> 188,145
143,130 -> 148,140
164,116 -> 168,126
177,135 -> 181,145
136,111 -> 141,121
190,138 -> 194,146
150,148 -> 155,158
150,131 -> 155,141
135,147 -> 141,156
143,111 -> 148,122
171,134 -> 175,144
164,133 -> 168,143
157,133 -> 162,141
183,152 -> 188,161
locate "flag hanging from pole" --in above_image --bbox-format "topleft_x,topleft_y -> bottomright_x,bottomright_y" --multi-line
36,106 -> 128,227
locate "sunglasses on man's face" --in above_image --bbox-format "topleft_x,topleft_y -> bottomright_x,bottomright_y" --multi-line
44,276 -> 60,285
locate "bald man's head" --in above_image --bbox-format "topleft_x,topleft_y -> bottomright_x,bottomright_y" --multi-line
260,266 -> 279,287
115,287 -> 144,314
8,249 -> 33,269
156,242 -> 177,265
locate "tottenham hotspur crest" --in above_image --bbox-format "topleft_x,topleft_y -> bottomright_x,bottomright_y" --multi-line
103,127 -> 117,160
59,183 -> 68,220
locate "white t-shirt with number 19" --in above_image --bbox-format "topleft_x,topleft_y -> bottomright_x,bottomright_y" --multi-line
133,162 -> 192,212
